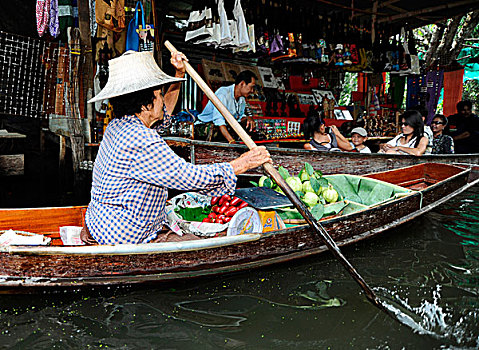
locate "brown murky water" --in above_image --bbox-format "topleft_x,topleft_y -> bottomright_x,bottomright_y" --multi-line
0,187 -> 478,349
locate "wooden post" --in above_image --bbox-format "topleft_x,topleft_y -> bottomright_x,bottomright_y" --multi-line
77,0 -> 95,125
371,0 -> 378,44
67,28 -> 86,200
59,135 -> 67,200
151,0 -> 163,66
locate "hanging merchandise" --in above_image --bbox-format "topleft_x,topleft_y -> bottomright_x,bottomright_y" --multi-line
388,75 -> 406,109
36,0 -> 51,37
58,0 -> 74,42
49,0 -> 59,37
407,29 -> 420,75
126,1 -> 154,52
227,17 -> 240,47
443,69 -> 465,116
90,0 -> 97,37
95,0 -> 125,33
425,70 -> 444,124
269,31 -> 283,55
233,0 -> 249,48
126,2 -> 143,51
185,4 -> 214,42
195,23 -> 221,47
233,24 -> 255,53
194,2 -> 221,48
406,75 -> 423,109
138,25 -> 154,52
218,0 -> 232,46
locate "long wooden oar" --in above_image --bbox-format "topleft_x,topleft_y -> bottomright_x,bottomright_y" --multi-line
164,41 -> 383,308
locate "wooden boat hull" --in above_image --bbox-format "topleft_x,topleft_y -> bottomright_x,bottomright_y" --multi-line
165,137 -> 479,176
0,163 -> 477,290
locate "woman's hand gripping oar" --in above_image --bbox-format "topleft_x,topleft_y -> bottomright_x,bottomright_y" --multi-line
163,40 -> 384,310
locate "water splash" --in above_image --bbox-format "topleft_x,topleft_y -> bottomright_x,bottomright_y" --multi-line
376,284 -> 479,346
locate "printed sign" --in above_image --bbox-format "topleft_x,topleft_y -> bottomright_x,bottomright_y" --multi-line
202,59 -> 226,82
312,89 -> 336,105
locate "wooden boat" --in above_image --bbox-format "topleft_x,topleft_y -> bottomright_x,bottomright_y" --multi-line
165,137 -> 479,176
0,162 -> 478,291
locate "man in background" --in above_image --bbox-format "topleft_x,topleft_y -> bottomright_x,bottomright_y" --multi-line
447,100 -> 479,154
197,70 -> 257,144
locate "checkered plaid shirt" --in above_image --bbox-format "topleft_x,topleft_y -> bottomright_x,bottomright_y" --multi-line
85,115 -> 237,244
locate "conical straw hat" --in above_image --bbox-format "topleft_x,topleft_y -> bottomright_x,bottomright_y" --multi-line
88,51 -> 185,103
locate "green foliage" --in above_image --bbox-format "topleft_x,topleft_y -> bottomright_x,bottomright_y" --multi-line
278,166 -> 290,180
311,203 -> 325,220
338,72 -> 358,106
463,79 -> 479,111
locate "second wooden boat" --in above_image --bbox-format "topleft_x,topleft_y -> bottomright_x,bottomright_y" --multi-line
165,137 -> 479,176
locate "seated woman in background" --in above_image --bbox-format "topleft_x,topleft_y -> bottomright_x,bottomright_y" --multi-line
379,110 -> 429,156
431,114 -> 454,154
303,112 -> 352,152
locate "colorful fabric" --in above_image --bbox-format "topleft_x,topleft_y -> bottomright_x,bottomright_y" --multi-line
443,69 -> 464,117
388,75 -> 405,109
85,115 -> 237,245
425,70 -> 444,124
36,0 -> 51,37
406,75 -> 422,110
90,0 -> 97,36
58,0 -> 73,42
432,134 -> 454,154
197,84 -> 246,126
49,0 -> 59,37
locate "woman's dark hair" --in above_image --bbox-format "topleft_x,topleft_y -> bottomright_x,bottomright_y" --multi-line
303,112 -> 325,139
433,114 -> 448,126
401,110 -> 424,147
109,86 -> 159,118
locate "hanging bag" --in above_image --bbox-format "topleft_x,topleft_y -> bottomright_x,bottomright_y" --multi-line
126,2 -> 144,51
233,0 -> 249,48
218,0 -> 232,46
185,6 -> 213,42
95,0 -> 125,32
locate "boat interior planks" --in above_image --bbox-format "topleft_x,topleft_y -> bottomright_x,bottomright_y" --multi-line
0,206 -> 85,244
0,163 -> 477,290
164,137 -> 479,176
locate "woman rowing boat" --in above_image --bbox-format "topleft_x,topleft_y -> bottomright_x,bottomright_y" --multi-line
84,51 -> 271,245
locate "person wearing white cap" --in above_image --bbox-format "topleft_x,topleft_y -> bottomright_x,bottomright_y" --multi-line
82,50 -> 271,245
349,127 -> 371,153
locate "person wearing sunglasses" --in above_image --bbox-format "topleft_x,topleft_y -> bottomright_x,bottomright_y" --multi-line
410,105 -> 433,154
430,114 -> 454,154
379,110 -> 429,156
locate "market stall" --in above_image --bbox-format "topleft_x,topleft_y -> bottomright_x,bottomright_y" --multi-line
1,0 -> 479,192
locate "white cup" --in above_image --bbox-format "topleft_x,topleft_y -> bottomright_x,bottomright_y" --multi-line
59,226 -> 84,245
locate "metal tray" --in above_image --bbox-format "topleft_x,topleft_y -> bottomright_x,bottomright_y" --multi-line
234,187 -> 293,210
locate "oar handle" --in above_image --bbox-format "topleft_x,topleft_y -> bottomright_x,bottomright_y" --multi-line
164,40 -> 381,307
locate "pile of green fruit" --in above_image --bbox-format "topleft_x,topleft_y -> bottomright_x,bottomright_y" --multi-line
253,162 -> 340,220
